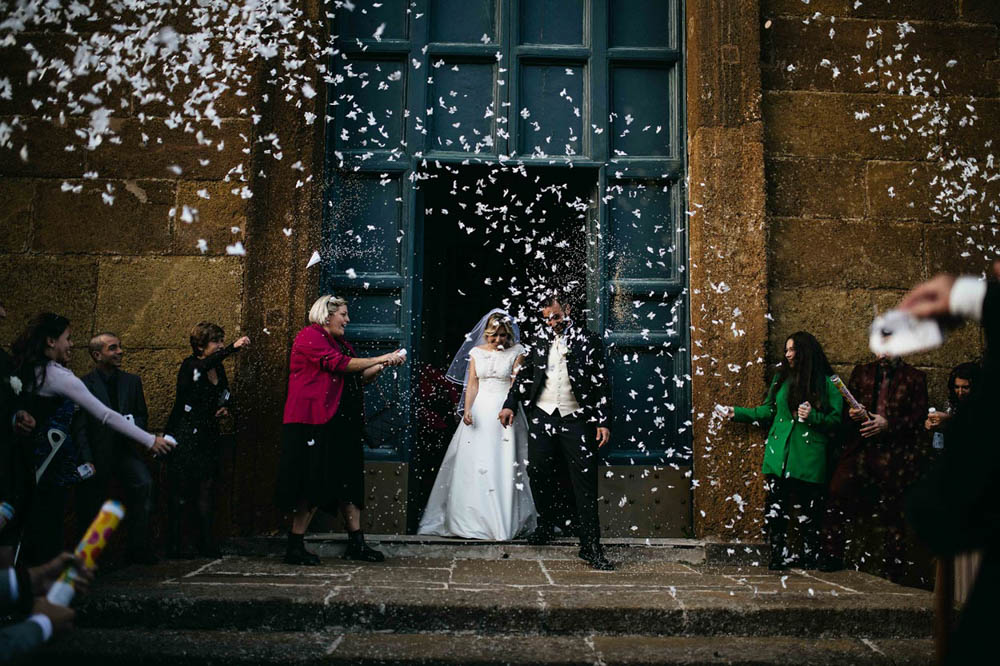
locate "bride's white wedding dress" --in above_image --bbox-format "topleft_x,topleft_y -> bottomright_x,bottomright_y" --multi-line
418,344 -> 537,540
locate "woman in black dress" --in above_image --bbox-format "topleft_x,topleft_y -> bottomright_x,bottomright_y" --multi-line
164,321 -> 249,558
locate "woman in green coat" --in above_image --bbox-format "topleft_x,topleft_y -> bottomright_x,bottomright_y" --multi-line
722,331 -> 843,570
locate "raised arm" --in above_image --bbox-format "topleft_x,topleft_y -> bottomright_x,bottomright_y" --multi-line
733,375 -> 780,424
43,366 -> 156,449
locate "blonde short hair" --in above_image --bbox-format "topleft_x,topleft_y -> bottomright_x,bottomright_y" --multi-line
308,295 -> 348,325
484,313 -> 515,340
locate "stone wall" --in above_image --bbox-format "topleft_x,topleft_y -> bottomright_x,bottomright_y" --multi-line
761,0 -> 999,407
0,3 -> 392,540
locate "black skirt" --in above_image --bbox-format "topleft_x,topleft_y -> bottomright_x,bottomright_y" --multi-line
164,417 -> 222,481
274,409 -> 366,513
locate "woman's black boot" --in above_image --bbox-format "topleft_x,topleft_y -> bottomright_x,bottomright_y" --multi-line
343,530 -> 384,562
284,532 -> 320,565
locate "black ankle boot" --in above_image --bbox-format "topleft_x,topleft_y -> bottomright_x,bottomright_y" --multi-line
343,530 -> 384,562
284,532 -> 320,565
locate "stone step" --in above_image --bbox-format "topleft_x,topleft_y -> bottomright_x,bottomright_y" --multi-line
41,628 -> 935,665
225,535 -> 713,564
75,557 -> 933,639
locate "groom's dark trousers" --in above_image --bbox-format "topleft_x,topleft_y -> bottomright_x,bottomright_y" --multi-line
528,407 -> 600,546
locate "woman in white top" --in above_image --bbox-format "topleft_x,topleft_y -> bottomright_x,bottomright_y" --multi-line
10,313 -> 173,564
418,310 -> 537,540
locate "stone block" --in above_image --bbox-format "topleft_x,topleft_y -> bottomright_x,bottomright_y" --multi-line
961,0 -> 1000,24
33,180 -> 173,254
766,157 -> 866,218
763,91 -> 936,160
173,181 -> 248,255
94,256 -> 243,349
922,365 -> 952,410
762,18 -> 879,94
0,179 -> 33,253
769,288 -> 880,365
876,23 -> 998,98
0,256 -> 98,348
924,225 -> 991,277
87,119 -> 251,181
943,98 -> 1000,166
0,119 -> 88,178
866,161 -> 939,221
849,0 -> 958,21
117,348 -> 191,430
762,0 -> 849,15
770,218 -> 924,289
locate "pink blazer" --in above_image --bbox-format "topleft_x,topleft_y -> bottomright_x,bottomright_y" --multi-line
282,325 -> 355,425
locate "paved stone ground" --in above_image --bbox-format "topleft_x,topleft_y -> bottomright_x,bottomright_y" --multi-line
41,548 -> 937,664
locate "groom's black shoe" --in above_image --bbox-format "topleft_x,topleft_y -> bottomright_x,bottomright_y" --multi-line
578,544 -> 615,571
527,527 -> 554,545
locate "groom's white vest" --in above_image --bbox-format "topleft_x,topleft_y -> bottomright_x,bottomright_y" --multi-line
536,335 -> 582,416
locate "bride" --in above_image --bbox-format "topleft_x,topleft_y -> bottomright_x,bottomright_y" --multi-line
418,309 -> 537,540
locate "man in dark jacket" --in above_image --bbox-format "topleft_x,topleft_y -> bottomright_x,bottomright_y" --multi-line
900,270 -> 1000,665
76,332 -> 156,564
499,295 -> 613,570
820,353 -> 928,580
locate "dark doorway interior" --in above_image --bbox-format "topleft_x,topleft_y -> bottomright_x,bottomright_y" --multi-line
408,165 -> 598,530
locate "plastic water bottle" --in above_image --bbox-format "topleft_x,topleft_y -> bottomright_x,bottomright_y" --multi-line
928,408 -> 945,450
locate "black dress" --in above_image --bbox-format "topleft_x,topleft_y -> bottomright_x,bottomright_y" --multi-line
164,344 -> 238,480
275,338 -> 366,513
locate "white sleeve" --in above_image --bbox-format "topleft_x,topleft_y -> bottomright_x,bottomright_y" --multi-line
28,614 -> 53,642
949,276 -> 987,322
41,364 -> 156,449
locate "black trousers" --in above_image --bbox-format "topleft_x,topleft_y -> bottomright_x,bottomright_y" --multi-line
764,474 -> 825,562
22,484 -> 68,566
76,443 -> 154,556
526,407 -> 601,547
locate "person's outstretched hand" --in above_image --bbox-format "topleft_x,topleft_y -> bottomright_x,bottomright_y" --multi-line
13,410 -> 35,435
898,274 -> 956,319
30,553 -> 93,596
234,336 -> 251,349
32,598 -> 75,636
150,436 -> 175,456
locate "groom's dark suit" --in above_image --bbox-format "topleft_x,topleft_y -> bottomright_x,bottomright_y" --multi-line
503,323 -> 611,548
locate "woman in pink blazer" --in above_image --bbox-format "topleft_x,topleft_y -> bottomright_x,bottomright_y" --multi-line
275,295 -> 405,565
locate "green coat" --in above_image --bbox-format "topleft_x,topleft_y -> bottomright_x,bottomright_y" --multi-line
733,375 -> 844,484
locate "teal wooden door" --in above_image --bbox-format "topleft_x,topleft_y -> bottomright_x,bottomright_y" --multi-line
328,0 -> 688,469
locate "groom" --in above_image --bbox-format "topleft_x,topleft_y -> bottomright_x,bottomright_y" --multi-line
499,294 -> 613,570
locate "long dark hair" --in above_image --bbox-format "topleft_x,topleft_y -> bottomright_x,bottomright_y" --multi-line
948,362 -> 979,408
777,331 -> 833,413
11,312 -> 71,395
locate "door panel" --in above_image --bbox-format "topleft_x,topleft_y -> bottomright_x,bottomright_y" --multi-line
519,0 -> 585,45
430,0 -> 498,43
610,65 -> 677,158
427,59 -> 500,155
518,62 -> 587,158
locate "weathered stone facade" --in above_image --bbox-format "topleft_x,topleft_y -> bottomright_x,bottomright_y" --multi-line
1,0 -> 996,544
